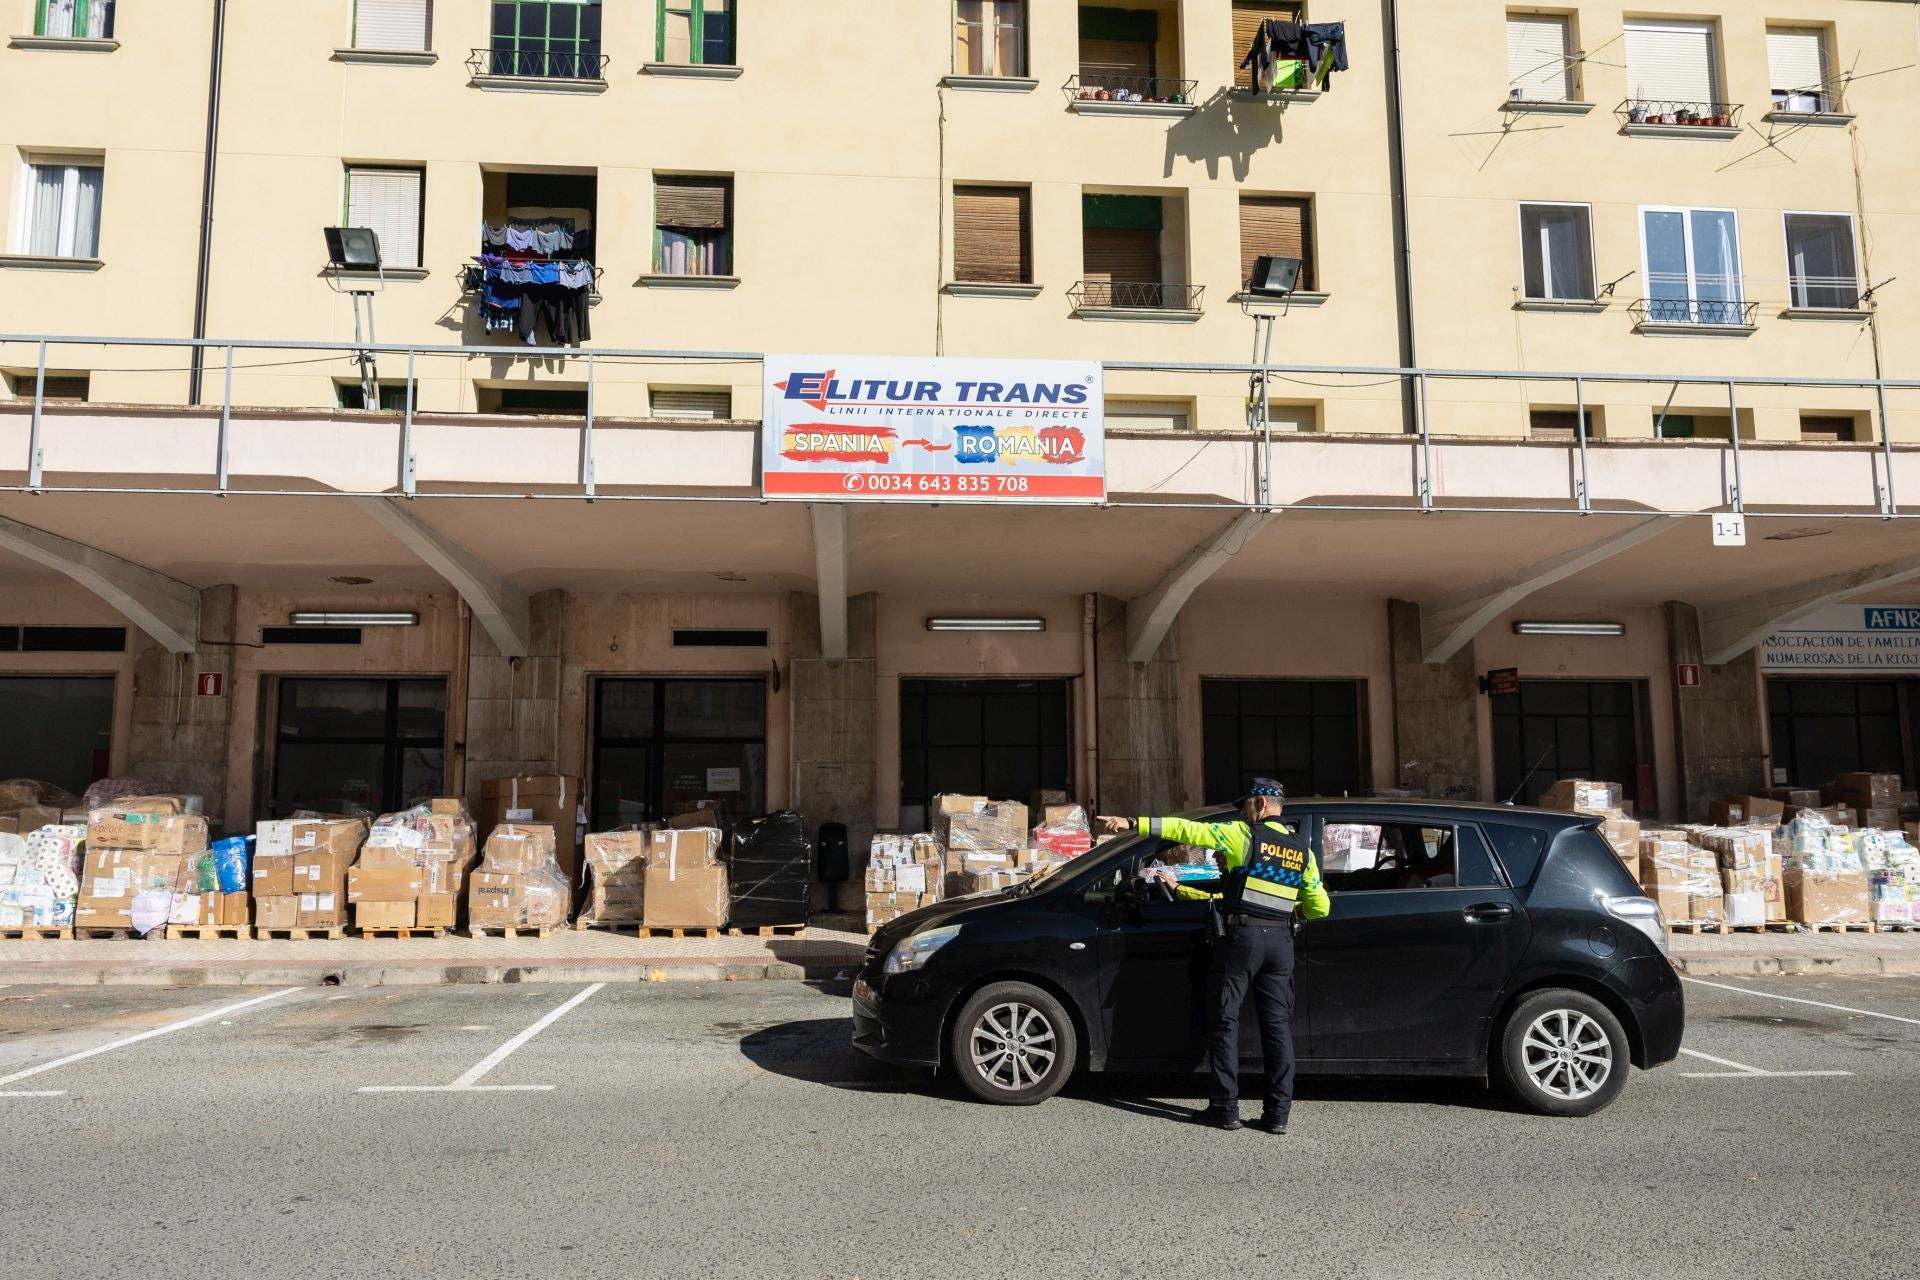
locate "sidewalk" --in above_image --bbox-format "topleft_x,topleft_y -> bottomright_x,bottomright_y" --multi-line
0,926 -> 1913,987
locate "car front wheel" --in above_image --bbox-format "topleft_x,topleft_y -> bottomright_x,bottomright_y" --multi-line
949,981 -> 1077,1105
1495,989 -> 1630,1117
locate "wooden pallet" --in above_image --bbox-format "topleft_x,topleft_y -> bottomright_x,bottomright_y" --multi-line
0,925 -> 73,941
165,925 -> 251,941
1798,920 -> 1879,934
638,926 -> 720,939
353,926 -> 448,940
574,919 -> 647,933
466,926 -> 554,939
1666,920 -> 1730,935
1721,923 -> 1798,934
252,926 -> 345,941
724,924 -> 807,938
72,927 -> 132,940
1873,921 -> 1920,933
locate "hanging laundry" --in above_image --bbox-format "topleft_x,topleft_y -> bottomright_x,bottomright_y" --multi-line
1301,21 -> 1348,89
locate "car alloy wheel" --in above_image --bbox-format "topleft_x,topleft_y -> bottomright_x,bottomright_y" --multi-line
969,1000 -> 1058,1092
1521,1008 -> 1613,1101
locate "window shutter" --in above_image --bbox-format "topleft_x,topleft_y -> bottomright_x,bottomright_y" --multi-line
1233,2 -> 1302,90
1083,227 -> 1159,285
1798,415 -> 1853,443
1266,402 -> 1316,433
346,167 -> 423,269
1239,197 -> 1312,291
953,186 -> 1030,284
1766,27 -> 1827,96
1079,37 -> 1153,83
355,0 -> 431,51
655,176 -> 731,230
1624,20 -> 1718,105
1106,400 -> 1191,431
1506,14 -> 1574,102
651,390 -> 732,420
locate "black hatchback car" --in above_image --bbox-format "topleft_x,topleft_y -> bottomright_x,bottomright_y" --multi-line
853,799 -> 1683,1116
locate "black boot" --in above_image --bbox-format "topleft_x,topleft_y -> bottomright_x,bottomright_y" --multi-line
1196,1105 -> 1243,1130
1255,1113 -> 1288,1135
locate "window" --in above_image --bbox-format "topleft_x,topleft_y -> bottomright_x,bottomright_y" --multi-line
1767,26 -> 1831,113
650,388 -> 731,419
1081,193 -> 1162,307
1106,399 -> 1191,431
34,0 -> 113,38
1506,12 -> 1575,102
7,372 -> 86,401
335,381 -> 409,411
344,166 -> 423,270
899,679 -> 1070,833
1233,2 -> 1301,90
1490,679 -> 1639,808
1483,823 -> 1547,887
1784,212 -> 1858,310
0,676 -> 112,796
18,158 -> 103,259
354,0 -> 431,51
659,0 -> 733,65
272,679 -> 446,818
1201,679 -> 1364,803
1079,7 -> 1159,95
654,175 -> 731,276
1768,679 -> 1904,789
1623,19 -> 1718,109
1318,821 -> 1498,892
1654,413 -> 1695,439
1238,196 -> 1313,293
954,1 -> 1025,78
1518,203 -> 1593,301
953,185 -> 1031,285
495,387 -> 587,415
1641,206 -> 1743,324
1529,409 -> 1591,439
1799,415 -> 1855,443
487,0 -> 602,78
593,678 -> 767,829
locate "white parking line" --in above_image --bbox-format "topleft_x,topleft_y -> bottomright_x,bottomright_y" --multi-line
0,988 -> 300,1098
1678,1047 -> 1852,1079
357,983 -> 604,1094
1684,977 -> 1920,1026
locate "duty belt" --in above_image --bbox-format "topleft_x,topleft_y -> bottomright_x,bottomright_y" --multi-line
1224,912 -> 1294,929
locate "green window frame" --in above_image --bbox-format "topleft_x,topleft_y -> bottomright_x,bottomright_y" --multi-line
36,0 -> 114,38
657,0 -> 735,66
489,0 -> 602,78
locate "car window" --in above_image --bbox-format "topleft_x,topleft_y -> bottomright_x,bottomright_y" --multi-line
1318,820 -> 1500,892
1483,822 -> 1547,886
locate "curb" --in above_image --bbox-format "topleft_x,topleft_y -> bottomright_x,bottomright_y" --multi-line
0,961 -> 860,988
1672,954 -> 1920,977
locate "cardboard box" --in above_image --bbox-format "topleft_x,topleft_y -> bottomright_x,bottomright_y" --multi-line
283,820 -> 361,892
1864,806 -> 1901,831
1708,800 -> 1747,827
356,898 -> 416,929
1688,889 -> 1724,923
669,802 -> 722,830
585,831 -> 649,875
293,847 -> 351,893
252,854 -> 295,898
649,827 -> 722,871
480,775 -> 581,880
346,864 -> 426,903
1738,797 -> 1787,826
1540,779 -> 1623,815
415,893 -> 457,929
295,891 -> 342,929
1598,817 -> 1641,878
87,810 -> 208,855
1828,772 -> 1900,808
1786,866 -> 1870,927
1768,788 -> 1823,808
254,896 -> 299,929
643,863 -> 728,929
0,805 -> 63,836
468,872 -> 522,928
219,891 -> 249,927
482,823 -> 557,875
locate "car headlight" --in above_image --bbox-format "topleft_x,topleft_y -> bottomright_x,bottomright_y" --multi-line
1603,894 -> 1669,956
883,924 -> 961,975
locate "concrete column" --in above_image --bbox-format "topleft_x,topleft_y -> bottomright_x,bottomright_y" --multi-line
1388,598 -> 1480,800
787,591 -> 877,910
1097,595 -> 1182,815
127,584 -> 236,827
463,588 -> 567,809
1666,601 -> 1768,821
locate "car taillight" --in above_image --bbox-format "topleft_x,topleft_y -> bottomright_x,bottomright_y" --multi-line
1603,894 -> 1668,956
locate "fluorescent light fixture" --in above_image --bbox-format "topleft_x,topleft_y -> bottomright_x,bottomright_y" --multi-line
289,611 -> 418,627
1513,621 -> 1625,637
925,617 -> 1046,633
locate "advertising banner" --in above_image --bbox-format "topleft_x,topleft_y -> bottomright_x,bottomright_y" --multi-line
1760,604 -> 1920,671
762,354 -> 1105,501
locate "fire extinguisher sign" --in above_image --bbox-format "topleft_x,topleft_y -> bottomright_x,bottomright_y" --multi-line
196,672 -> 225,698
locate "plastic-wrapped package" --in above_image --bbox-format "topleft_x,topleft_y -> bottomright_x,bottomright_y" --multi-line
350,800 -> 477,930
468,822 -> 572,929
1786,864 -> 1871,927
1539,779 -> 1624,816
728,811 -> 810,927
869,833 -> 943,927
210,836 -> 252,894
1638,832 -> 1720,922
0,826 -> 84,928
83,781 -> 203,816
643,828 -> 728,928
581,829 -> 650,925
1033,805 -> 1093,859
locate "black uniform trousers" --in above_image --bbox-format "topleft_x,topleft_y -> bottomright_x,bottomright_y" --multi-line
1206,921 -> 1297,1118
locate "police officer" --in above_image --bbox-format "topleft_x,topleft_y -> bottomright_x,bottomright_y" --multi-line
1098,779 -> 1329,1132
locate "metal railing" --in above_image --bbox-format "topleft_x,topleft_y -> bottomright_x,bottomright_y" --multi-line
1630,297 -> 1759,327
466,47 -> 609,80
1064,74 -> 1198,105
1619,98 -> 1743,127
1771,85 -> 1841,114
1788,274 -> 1862,310
1069,280 -> 1204,312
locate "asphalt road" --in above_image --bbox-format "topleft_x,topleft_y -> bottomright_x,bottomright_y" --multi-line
2,972 -> 1916,1280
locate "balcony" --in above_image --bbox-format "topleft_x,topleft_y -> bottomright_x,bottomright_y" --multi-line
1630,296 -> 1759,334
466,47 -> 610,93
1064,74 -> 1198,117
1618,99 -> 1743,138
1069,280 -> 1203,320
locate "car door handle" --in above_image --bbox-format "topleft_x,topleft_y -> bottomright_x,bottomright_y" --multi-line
1464,902 -> 1514,923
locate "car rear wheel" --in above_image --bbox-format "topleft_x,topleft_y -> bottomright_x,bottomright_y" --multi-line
949,981 -> 1077,1105
1495,989 -> 1629,1117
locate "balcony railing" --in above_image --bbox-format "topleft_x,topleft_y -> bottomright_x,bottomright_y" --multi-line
1771,85 -> 1842,115
1064,74 -> 1198,106
1069,280 -> 1204,313
1630,297 -> 1759,328
467,47 -> 609,81
1618,98 -> 1743,128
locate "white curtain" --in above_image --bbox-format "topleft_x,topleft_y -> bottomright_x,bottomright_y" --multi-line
27,166 -> 65,256
86,0 -> 112,38
71,167 -> 103,257
40,0 -> 77,37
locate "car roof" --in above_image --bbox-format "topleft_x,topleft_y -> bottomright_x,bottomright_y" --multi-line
1183,798 -> 1597,831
